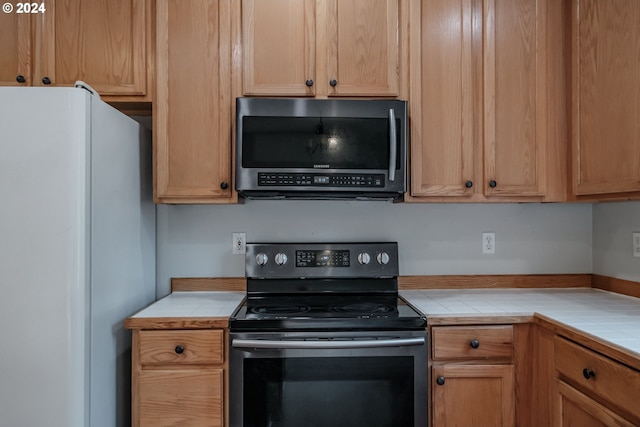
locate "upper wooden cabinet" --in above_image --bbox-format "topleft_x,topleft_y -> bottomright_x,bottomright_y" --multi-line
154,0 -> 235,204
409,0 -> 567,201
0,0 -> 152,104
242,0 -> 400,97
571,0 -> 640,198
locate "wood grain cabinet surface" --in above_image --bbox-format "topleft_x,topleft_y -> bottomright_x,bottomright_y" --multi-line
571,0 -> 640,199
241,0 -> 401,97
554,336 -> 640,426
154,0 -> 235,204
408,0 -> 567,202
0,0 -> 153,108
132,329 -> 226,427
431,325 -> 516,427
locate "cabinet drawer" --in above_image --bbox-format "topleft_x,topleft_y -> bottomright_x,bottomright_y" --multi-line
139,329 -> 224,365
555,336 -> 640,421
432,325 -> 513,360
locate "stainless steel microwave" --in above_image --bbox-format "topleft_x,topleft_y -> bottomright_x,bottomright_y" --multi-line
235,98 -> 407,200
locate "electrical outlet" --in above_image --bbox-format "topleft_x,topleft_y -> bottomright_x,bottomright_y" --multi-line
633,232 -> 640,258
482,232 -> 496,255
232,232 -> 246,255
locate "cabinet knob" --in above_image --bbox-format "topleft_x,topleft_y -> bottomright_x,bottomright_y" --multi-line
220,182 -> 229,190
582,368 -> 595,380
175,345 -> 185,354
436,376 -> 445,386
329,79 -> 337,87
305,79 -> 314,87
470,339 -> 480,349
16,75 -> 26,83
42,76 -> 52,85
489,180 -> 497,188
465,180 -> 473,188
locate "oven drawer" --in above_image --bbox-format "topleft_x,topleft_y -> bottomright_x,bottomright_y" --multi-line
432,325 -> 513,360
555,336 -> 640,420
139,329 -> 224,365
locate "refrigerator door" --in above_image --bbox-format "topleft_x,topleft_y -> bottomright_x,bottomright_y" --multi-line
0,87 -> 91,427
89,90 -> 155,427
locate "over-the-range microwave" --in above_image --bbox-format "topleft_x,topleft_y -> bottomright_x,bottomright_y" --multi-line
235,97 -> 407,201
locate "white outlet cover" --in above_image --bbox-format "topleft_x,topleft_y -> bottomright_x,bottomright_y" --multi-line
633,232 -> 640,258
482,232 -> 495,255
232,232 -> 246,255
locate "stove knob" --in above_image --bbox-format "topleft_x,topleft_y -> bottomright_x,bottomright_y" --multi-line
275,252 -> 288,266
376,252 -> 390,265
357,252 -> 371,265
256,253 -> 269,266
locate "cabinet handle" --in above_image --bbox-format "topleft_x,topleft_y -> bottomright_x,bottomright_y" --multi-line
470,339 -> 480,349
175,345 -> 185,354
329,79 -> 337,87
489,180 -> 497,188
42,76 -> 52,85
16,75 -> 26,83
465,180 -> 473,188
436,376 -> 445,386
220,182 -> 229,190
582,368 -> 595,380
305,79 -> 314,87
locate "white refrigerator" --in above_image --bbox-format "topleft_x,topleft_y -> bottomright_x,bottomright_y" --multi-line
0,85 -> 156,427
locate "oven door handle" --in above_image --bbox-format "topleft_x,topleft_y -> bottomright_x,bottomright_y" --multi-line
388,108 -> 397,182
232,337 -> 425,350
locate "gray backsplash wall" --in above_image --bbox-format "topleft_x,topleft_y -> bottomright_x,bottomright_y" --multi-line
593,201 -> 640,282
156,201 -> 593,297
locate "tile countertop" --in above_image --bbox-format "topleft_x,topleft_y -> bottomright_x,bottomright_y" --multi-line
131,291 -> 245,318
400,288 -> 640,357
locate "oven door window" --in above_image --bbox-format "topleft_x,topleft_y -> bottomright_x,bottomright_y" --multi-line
241,116 -> 401,170
243,356 -> 414,427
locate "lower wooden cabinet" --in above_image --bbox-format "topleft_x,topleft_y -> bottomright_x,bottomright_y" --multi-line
554,336 -> 640,426
131,329 -> 226,427
431,325 -> 516,427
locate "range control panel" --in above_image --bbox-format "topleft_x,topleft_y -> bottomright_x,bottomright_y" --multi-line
258,172 -> 385,188
246,242 -> 398,279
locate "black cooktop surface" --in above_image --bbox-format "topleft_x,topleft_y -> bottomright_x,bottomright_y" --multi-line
229,294 -> 426,331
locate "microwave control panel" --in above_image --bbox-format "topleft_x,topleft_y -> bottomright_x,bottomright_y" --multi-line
258,172 -> 385,187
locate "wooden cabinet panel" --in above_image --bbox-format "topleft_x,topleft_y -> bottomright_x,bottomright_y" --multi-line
242,0 -> 315,96
0,12 -> 32,86
557,381 -> 636,427
554,336 -> 640,421
433,364 -> 515,427
409,0 -> 476,197
154,0 -> 233,203
432,325 -> 513,359
326,0 -> 399,96
409,0 -> 566,201
139,330 -> 224,365
572,0 -> 640,196
139,368 -> 224,427
484,0 -> 546,196
34,0 -> 148,95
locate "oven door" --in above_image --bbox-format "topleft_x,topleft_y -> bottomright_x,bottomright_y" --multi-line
229,330 -> 428,427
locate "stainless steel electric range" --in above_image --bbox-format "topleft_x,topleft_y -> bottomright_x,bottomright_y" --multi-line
229,242 -> 428,427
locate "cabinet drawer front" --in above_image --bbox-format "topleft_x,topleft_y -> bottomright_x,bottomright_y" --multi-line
555,336 -> 640,421
432,325 -> 513,359
139,330 -> 224,365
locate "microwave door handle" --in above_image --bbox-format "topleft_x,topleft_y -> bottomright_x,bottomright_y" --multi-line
388,108 -> 397,182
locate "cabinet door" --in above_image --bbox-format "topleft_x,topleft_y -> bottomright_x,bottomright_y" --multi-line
34,0 -> 147,95
433,364 -> 515,427
409,0 -> 476,197
242,0 -> 315,96
483,0 -> 547,196
326,0 -> 399,96
139,368 -> 224,427
572,0 -> 640,196
0,12 -> 32,86
557,381 -> 636,427
155,0 -> 233,203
